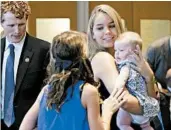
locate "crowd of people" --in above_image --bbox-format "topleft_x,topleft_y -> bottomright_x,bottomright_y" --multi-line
1,1 -> 170,130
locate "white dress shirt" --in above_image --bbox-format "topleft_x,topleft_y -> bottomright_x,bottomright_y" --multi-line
1,34 -> 26,119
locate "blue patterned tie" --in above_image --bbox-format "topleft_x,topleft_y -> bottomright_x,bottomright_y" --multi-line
4,44 -> 15,127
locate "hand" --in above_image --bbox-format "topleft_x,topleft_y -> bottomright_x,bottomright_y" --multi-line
140,122 -> 151,129
127,45 -> 154,81
102,88 -> 127,116
156,91 -> 160,100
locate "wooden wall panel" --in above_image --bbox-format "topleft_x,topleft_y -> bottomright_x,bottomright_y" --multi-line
28,1 -> 77,36
89,1 -> 171,34
133,1 -> 171,34
89,1 -> 133,31
27,1 -> 171,37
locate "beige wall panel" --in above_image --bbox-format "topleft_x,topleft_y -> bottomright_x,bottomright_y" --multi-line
28,1 -> 77,36
133,1 -> 171,34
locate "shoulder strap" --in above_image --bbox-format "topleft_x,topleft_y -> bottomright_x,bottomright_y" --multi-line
79,81 -> 86,98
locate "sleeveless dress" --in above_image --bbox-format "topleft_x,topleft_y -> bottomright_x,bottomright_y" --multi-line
99,81 -> 142,130
98,81 -> 119,130
38,80 -> 90,130
117,61 -> 159,118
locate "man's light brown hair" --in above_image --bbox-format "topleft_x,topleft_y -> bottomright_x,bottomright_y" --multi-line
1,1 -> 31,23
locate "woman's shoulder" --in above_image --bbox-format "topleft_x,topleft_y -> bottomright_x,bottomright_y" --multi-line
92,52 -> 114,61
81,83 -> 99,107
81,83 -> 99,100
91,52 -> 117,78
91,52 -> 115,68
83,83 -> 98,95
36,85 -> 49,103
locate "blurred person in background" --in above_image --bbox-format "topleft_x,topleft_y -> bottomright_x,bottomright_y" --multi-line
146,36 -> 171,130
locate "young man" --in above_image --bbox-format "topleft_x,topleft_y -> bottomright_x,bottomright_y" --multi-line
1,1 -> 50,130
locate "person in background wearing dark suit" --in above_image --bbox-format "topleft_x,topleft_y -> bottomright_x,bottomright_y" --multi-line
166,68 -> 171,120
1,1 -> 50,130
146,36 -> 171,130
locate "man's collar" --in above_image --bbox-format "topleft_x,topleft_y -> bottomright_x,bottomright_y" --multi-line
5,33 -> 26,50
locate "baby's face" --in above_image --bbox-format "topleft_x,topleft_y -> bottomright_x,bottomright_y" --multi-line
114,40 -> 133,63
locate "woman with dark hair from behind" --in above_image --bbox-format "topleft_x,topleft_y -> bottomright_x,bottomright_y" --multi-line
19,31 -> 128,130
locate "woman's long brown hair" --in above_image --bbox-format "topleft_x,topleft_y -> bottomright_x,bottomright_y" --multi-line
47,31 -> 98,111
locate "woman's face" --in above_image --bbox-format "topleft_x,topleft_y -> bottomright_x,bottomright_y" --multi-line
92,12 -> 117,48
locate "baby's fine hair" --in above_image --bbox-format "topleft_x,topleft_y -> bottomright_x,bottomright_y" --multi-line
116,31 -> 143,50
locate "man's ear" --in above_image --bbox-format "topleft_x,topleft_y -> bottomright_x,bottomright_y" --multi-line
1,15 -> 5,26
1,20 -> 4,28
92,32 -> 96,40
1,23 -> 4,28
1,19 -> 6,29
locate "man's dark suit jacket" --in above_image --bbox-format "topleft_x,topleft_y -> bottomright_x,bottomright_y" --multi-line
146,36 -> 171,130
1,33 -> 50,129
146,36 -> 171,89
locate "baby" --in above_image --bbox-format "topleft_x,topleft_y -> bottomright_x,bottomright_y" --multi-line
114,31 -> 160,130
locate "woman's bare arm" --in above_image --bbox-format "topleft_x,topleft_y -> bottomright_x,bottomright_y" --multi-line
19,86 -> 46,130
91,52 -> 118,93
81,83 -> 127,130
91,52 -> 142,114
81,84 -> 108,130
